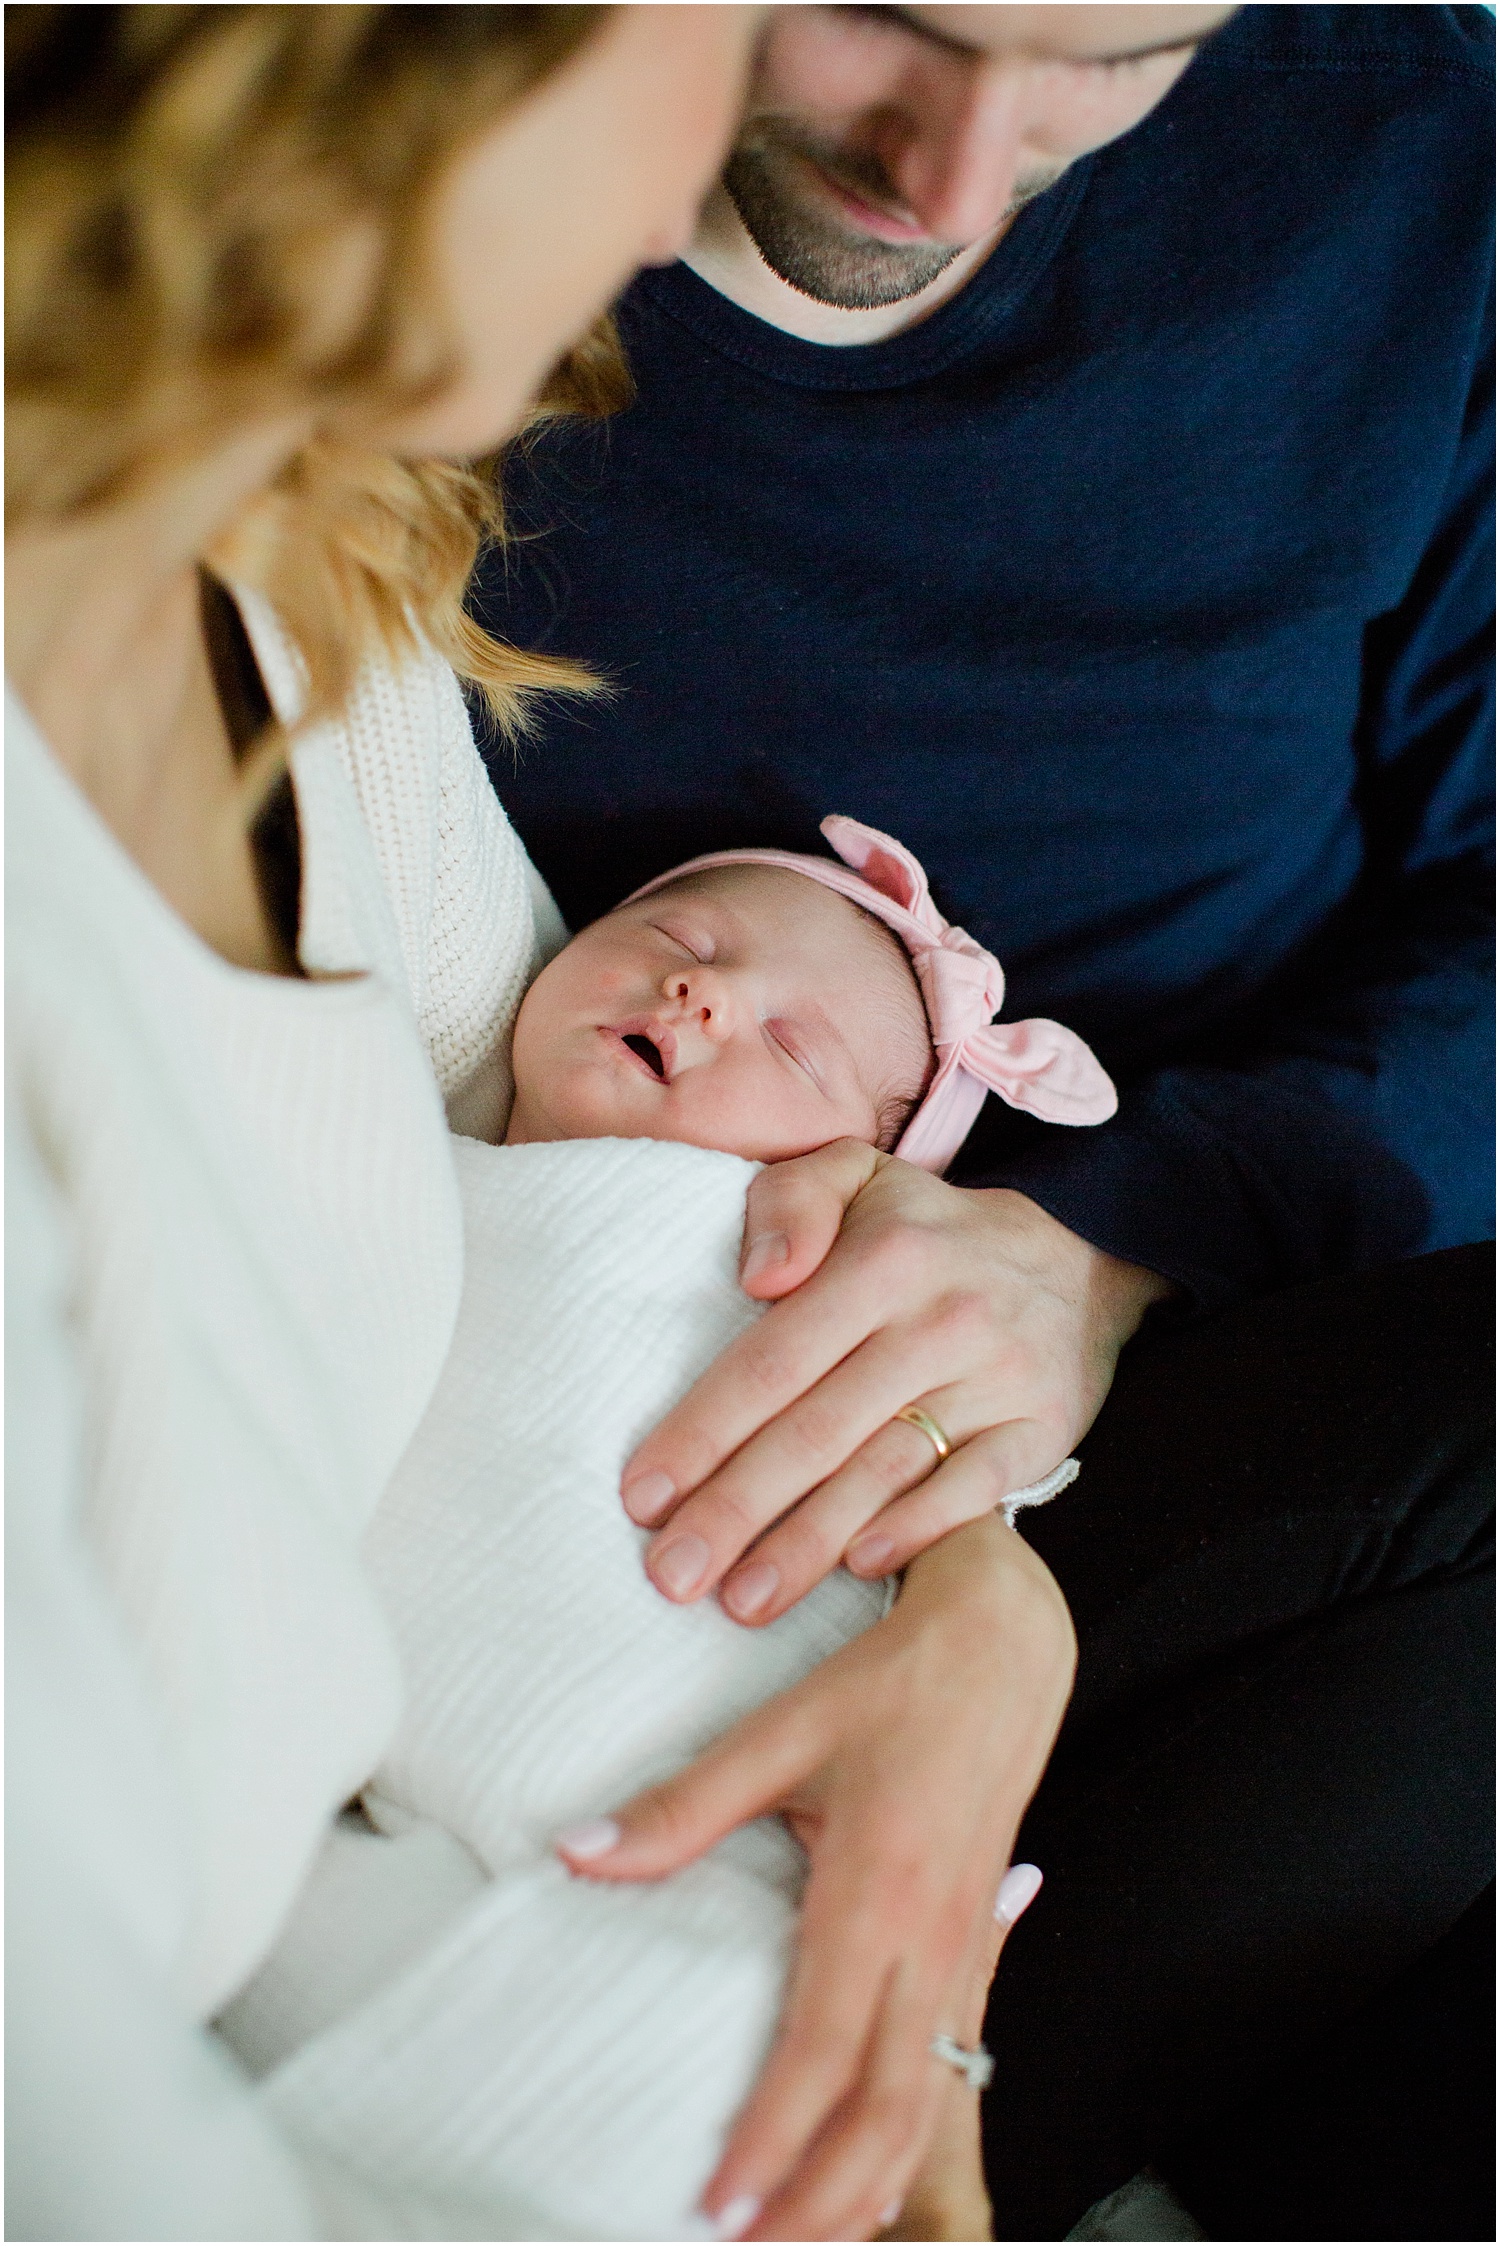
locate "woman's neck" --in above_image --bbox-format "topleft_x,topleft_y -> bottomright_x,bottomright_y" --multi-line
6,421 -> 301,769
6,420 -> 310,974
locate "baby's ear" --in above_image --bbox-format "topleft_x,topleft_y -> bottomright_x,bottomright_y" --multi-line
820,816 -> 931,917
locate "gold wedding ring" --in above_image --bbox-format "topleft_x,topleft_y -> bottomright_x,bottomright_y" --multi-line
894,1403 -> 953,1463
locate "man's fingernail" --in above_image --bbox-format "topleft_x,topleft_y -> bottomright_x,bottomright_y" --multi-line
712,2194 -> 762,2240
650,1533 -> 712,1600
622,1468 -> 676,1525
741,1231 -> 790,1284
994,1862 -> 1043,1924
878,2200 -> 902,2229
847,1530 -> 895,1575
556,1816 -> 622,1862
722,1561 -> 779,1620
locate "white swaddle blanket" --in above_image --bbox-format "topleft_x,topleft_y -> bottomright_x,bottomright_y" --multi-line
221,1136 -> 888,2240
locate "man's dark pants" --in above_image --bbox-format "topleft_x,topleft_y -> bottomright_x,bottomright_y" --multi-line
983,1245 -> 1494,2241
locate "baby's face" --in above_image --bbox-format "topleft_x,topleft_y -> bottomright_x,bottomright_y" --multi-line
506,865 -> 932,1163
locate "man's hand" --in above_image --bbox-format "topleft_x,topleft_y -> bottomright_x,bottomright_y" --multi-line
621,1140 -> 1171,1625
558,1513 -> 1075,2242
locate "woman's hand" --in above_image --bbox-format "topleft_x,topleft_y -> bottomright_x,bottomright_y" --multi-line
621,1141 -> 1171,1625
878,1857 -> 1041,2245
558,1513 -> 1075,2241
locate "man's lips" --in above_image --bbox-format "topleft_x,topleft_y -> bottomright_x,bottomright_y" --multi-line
798,154 -> 933,244
601,1018 -> 676,1083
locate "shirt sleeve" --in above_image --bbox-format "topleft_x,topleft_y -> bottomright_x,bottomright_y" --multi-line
237,581 -> 554,1143
964,299 -> 1495,1311
329,639 -> 558,1142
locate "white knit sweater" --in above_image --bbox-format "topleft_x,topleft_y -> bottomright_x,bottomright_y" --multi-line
5,614 -> 553,2241
217,1135 -> 888,2239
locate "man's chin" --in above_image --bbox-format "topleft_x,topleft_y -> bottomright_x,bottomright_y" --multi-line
723,149 -> 962,311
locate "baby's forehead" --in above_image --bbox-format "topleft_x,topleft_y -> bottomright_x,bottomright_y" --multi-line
649,863 -> 888,947
646,863 -> 930,1035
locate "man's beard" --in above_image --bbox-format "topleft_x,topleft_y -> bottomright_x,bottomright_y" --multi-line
722,123 -> 1057,311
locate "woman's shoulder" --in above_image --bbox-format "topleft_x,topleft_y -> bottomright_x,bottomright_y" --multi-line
235,594 -> 555,1133
338,632 -> 552,1131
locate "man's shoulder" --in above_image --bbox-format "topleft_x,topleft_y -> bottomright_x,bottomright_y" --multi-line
1178,5 -> 1495,232
1209,4 -> 1493,89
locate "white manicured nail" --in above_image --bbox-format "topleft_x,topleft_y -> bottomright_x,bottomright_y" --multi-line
556,1816 -> 621,1862
994,1862 -> 1043,1924
878,2198 -> 903,2227
712,2193 -> 762,2239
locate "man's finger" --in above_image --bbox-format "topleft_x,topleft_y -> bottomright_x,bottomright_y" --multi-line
717,1391 -> 1019,1624
619,1233 -> 903,1530
739,1139 -> 886,1300
720,1394 -> 1005,1622
845,1421 -> 1063,1577
645,1321 -> 1002,1603
718,1420 -> 941,1625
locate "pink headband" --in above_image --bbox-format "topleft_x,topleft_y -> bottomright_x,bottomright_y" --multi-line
625,815 -> 1117,1173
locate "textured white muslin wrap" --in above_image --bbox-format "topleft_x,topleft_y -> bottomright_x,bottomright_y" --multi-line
220,1135 -> 888,2240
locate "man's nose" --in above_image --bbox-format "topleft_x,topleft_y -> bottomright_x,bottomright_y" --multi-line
660,965 -> 734,1044
876,61 -> 1027,244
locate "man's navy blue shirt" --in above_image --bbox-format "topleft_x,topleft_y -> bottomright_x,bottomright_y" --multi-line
472,4 -> 1494,1309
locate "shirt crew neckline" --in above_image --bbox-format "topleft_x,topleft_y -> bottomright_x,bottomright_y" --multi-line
633,156 -> 1094,393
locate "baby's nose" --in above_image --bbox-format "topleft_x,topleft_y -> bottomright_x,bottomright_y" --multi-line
661,965 -> 732,1041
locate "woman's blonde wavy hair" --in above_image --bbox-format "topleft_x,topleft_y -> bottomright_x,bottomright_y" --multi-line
5,4 -> 633,736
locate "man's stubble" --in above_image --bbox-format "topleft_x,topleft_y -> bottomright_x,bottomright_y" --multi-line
722,122 -> 1059,310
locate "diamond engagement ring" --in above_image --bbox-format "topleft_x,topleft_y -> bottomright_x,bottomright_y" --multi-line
929,2032 -> 995,2091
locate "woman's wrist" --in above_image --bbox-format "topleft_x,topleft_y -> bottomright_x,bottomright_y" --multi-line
897,1512 -> 1078,1702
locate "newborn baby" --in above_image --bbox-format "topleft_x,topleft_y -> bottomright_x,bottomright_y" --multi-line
219,821 -> 1113,2242
507,814 -> 1117,1169
506,855 -> 937,1163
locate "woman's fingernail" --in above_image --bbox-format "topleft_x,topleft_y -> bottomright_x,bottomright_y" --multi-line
741,1231 -> 790,1284
722,1561 -> 779,1620
556,1816 -> 622,1862
878,2200 -> 902,2229
712,2193 -> 762,2239
994,1862 -> 1043,1924
622,1468 -> 676,1525
650,1532 -> 712,1600
847,1530 -> 895,1575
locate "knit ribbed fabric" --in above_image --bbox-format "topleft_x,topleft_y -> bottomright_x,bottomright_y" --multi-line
226,1136 -> 888,2239
237,591 -> 545,1140
6,614 -> 555,2238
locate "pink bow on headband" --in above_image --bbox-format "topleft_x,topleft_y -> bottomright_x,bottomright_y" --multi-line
625,815 -> 1117,1174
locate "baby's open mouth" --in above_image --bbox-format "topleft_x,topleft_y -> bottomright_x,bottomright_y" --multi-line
606,1017 -> 677,1082
619,1031 -> 668,1080
624,1033 -> 664,1078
